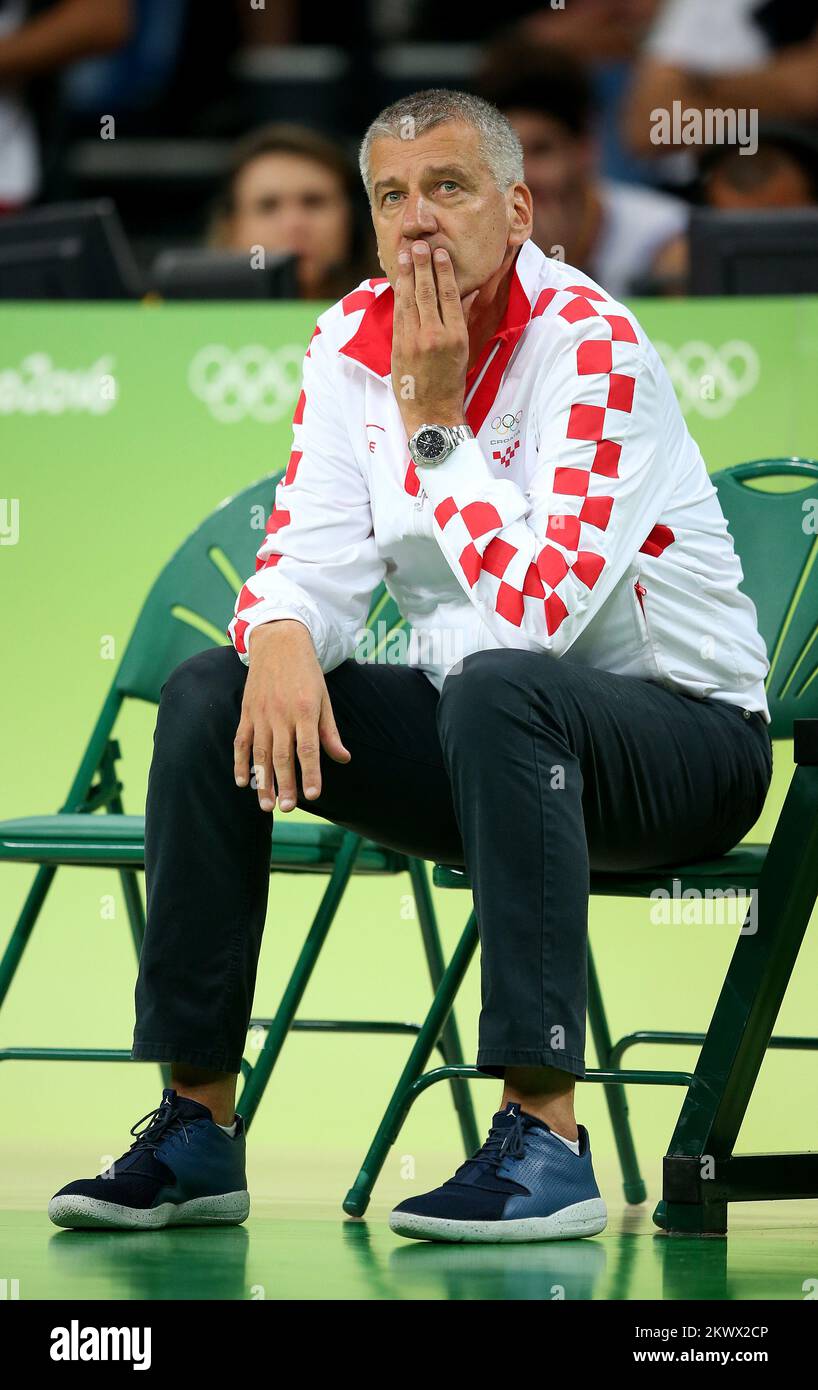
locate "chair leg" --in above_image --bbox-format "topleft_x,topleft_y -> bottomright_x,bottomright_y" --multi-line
407,859 -> 481,1158
343,910 -> 480,1218
237,831 -> 363,1130
106,789 -> 147,962
655,760 -> 818,1235
104,787 -> 167,1088
117,868 -> 147,960
0,863 -> 56,1011
586,943 -> 647,1204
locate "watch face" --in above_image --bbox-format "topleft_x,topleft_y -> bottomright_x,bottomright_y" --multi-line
416,427 -> 447,462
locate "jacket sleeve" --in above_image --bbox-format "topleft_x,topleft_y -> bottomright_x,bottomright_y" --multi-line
412,310 -> 675,655
228,320 -> 386,671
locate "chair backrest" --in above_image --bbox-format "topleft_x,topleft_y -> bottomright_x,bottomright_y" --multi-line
115,471 -> 406,705
713,458 -> 818,740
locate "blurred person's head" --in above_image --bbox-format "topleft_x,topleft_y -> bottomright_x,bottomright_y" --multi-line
476,41 -> 597,261
211,124 -> 370,298
701,130 -> 818,211
358,89 -> 532,305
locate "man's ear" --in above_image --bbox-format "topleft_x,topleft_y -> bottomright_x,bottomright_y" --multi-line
508,181 -> 534,247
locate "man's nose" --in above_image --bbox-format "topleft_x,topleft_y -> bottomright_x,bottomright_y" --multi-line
400,194 -> 437,241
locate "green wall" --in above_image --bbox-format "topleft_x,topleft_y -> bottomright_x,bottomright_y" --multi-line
1,297 -> 816,1211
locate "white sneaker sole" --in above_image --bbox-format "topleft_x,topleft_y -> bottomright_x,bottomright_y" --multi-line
48,1190 -> 250,1231
389,1196 -> 607,1243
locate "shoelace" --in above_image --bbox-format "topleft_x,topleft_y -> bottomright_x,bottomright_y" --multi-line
463,1112 -> 528,1174
128,1102 -> 191,1153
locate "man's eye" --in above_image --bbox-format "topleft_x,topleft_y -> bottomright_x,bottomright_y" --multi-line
439,181 -> 459,193
382,191 -> 402,205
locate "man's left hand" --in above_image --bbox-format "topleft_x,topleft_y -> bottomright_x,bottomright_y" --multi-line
391,241 -> 478,438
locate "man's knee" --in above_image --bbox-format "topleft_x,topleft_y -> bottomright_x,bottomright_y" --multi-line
157,644 -> 246,739
436,649 -> 587,773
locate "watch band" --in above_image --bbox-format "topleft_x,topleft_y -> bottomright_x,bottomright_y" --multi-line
408,423 -> 474,467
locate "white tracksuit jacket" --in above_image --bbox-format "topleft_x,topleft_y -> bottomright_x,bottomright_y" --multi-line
228,237 -> 771,722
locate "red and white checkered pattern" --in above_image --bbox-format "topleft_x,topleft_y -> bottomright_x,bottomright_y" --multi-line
228,280 -> 391,665
226,241 -> 769,719
492,438 -> 521,469
422,283 -> 674,639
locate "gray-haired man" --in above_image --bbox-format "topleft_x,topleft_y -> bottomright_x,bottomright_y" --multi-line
50,91 -> 771,1242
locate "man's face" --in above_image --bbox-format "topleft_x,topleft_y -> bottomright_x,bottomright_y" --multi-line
368,121 -> 530,296
225,152 -> 351,288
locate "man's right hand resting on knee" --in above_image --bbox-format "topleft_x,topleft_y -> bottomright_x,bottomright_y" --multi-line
235,620 -> 351,814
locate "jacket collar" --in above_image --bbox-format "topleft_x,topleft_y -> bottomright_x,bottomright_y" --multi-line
338,238 -> 548,383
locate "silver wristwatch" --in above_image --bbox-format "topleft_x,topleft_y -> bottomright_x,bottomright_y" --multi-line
407,423 -> 474,467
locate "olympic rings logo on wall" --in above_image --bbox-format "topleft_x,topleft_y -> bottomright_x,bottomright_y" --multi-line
188,344 -> 304,423
654,340 -> 760,420
186,340 -> 761,426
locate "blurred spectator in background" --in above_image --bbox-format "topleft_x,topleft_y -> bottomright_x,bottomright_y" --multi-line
0,0 -> 131,209
477,40 -> 688,298
648,122 -> 818,295
624,0 -> 818,181
208,124 -> 376,301
409,1 -> 662,187
702,123 -> 818,211
411,0 -> 658,52
64,1 -> 253,141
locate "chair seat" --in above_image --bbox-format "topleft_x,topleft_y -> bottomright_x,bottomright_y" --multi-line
434,843 -> 768,895
0,813 -> 404,874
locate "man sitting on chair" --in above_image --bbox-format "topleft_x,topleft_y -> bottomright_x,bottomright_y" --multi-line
49,89 -> 772,1242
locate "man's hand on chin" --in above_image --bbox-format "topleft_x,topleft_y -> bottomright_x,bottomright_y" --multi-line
391,240 -> 478,438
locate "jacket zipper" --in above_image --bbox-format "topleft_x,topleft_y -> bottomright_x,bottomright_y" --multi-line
634,578 -> 663,680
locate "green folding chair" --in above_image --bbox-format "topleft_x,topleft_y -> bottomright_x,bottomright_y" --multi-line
0,470 -> 479,1155
343,458 -> 818,1234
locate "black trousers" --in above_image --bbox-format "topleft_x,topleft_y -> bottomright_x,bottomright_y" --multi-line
132,644 -> 773,1080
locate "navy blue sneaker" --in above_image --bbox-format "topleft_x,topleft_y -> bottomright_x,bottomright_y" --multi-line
48,1089 -> 250,1230
390,1102 -> 607,1243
